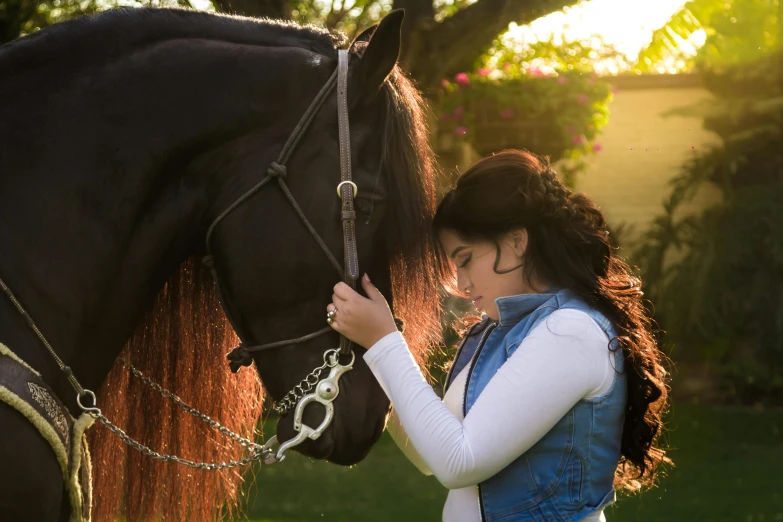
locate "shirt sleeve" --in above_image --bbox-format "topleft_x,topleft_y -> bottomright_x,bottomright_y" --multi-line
363,309 -> 612,490
385,408 -> 434,476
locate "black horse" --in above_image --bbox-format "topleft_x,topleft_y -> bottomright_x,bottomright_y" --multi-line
0,7 -> 442,521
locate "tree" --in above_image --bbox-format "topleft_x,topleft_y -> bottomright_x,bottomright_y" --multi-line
211,0 -> 288,19
633,1 -> 783,404
1,0 -> 99,44
635,0 -> 780,73
213,0 -> 581,93
3,0 -> 582,92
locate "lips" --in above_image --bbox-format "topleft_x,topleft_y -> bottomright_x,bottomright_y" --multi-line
472,297 -> 482,306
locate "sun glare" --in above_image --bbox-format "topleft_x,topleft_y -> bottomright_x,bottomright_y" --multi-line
502,0 -> 700,74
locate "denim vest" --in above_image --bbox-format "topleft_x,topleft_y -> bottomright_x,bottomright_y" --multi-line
445,287 -> 627,521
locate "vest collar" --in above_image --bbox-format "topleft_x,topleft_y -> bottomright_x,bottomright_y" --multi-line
493,286 -> 560,327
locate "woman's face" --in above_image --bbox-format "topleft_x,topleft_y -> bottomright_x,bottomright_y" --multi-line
439,228 -> 544,320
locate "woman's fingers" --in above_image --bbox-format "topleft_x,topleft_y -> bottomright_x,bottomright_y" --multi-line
331,293 -> 348,308
333,281 -> 360,301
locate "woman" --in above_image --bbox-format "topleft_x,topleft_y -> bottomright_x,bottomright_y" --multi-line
327,149 -> 670,522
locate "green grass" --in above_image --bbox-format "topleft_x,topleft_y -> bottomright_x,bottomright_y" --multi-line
238,402 -> 783,521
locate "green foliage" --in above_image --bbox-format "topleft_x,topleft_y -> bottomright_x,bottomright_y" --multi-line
433,43 -> 613,186
488,30 -> 633,76
0,0 -> 98,43
0,0 -> 201,45
239,403 -> 783,521
287,0 -> 391,36
636,0 -> 780,73
433,0 -> 474,22
285,1 -> 484,36
634,51 -> 783,404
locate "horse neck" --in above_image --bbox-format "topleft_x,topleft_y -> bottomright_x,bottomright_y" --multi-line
0,38 -> 317,411
0,136 -> 209,411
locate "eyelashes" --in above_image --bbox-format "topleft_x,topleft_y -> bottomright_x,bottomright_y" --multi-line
458,254 -> 472,268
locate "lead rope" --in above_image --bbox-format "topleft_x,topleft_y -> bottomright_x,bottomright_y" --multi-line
0,275 -> 85,397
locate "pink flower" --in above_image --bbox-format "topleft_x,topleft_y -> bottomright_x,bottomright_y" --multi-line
528,67 -> 546,77
592,143 -> 602,152
577,94 -> 590,104
571,134 -> 586,145
453,106 -> 465,119
557,76 -> 568,84
441,79 -> 451,88
611,87 -> 619,94
455,72 -> 471,86
440,113 -> 452,121
503,62 -> 513,70
455,126 -> 468,136
477,68 -> 492,77
499,109 -> 516,119
566,125 -> 577,134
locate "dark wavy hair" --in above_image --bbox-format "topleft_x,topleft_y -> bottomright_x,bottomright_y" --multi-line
432,149 -> 672,492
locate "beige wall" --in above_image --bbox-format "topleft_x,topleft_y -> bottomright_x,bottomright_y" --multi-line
571,81 -> 723,249
445,75 -> 725,252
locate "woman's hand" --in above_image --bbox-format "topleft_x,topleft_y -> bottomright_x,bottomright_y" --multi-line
327,273 -> 398,350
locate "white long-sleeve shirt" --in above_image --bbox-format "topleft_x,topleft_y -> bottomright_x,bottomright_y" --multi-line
363,308 -> 617,522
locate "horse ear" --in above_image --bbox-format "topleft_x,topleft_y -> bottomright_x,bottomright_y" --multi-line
350,9 -> 404,98
348,23 -> 378,52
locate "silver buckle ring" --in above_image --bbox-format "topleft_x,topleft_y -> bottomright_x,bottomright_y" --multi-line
76,389 -> 101,415
336,181 -> 358,199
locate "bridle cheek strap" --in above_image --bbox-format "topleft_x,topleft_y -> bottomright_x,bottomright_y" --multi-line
204,49 -> 359,370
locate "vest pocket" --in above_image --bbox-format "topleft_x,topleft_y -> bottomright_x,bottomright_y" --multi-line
568,457 -> 583,503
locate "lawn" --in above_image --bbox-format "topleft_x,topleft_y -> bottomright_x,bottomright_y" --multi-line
238,401 -> 783,521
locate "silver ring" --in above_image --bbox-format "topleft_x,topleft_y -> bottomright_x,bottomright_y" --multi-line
336,181 -> 358,199
76,389 -> 101,415
327,307 -> 338,319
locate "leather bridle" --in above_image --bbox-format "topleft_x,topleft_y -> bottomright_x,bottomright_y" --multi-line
203,49 -> 360,374
0,48 -> 381,465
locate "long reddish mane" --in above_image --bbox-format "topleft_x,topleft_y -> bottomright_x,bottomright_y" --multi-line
88,258 -> 265,522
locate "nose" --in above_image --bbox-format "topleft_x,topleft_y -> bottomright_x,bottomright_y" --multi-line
457,272 -> 471,295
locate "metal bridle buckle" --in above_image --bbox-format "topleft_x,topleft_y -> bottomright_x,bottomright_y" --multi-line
262,349 -> 355,464
336,181 -> 358,199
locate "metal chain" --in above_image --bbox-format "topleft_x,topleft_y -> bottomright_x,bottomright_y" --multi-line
107,351 -> 343,468
118,358 -> 262,452
81,358 -> 273,470
273,349 -> 340,415
93,412 -> 272,470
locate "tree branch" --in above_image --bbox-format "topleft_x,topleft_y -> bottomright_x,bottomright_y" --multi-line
393,0 -> 435,60
400,0 -> 579,93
